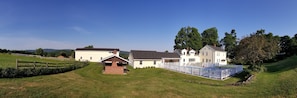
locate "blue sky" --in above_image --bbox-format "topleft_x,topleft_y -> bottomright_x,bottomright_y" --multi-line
0,0 -> 297,51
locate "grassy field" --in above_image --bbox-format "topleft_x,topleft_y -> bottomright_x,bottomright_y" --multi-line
0,53 -> 73,68
0,54 -> 296,97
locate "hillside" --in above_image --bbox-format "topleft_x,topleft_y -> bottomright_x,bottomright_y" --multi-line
0,54 -> 296,97
0,53 -> 71,68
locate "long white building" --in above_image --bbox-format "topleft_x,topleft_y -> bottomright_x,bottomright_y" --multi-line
75,48 -> 119,62
128,45 -> 227,68
128,50 -> 180,69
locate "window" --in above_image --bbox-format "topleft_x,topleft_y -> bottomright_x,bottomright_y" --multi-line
221,59 -> 226,62
90,57 -> 92,60
202,59 -> 204,62
80,56 -> 82,59
209,59 -> 211,62
206,52 -> 208,56
202,52 -> 204,56
217,53 -> 220,56
100,57 -> 103,60
189,58 -> 195,62
140,60 -> 142,65
153,60 -> 156,65
183,59 -> 185,62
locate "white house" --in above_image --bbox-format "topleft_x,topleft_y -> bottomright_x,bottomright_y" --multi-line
128,50 -> 180,69
178,49 -> 200,66
75,48 -> 120,62
199,45 -> 227,65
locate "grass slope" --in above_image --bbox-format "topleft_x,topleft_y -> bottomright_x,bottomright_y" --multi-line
0,53 -> 71,68
0,54 -> 296,97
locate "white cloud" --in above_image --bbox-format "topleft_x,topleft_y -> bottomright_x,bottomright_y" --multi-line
0,37 -> 82,50
70,26 -> 92,34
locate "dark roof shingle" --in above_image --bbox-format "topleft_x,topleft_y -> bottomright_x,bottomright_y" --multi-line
207,45 -> 225,51
130,50 -> 179,59
76,48 -> 119,51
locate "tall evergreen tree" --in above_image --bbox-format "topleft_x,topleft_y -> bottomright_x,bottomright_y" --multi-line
280,35 -> 291,55
279,34 -> 297,56
220,29 -> 237,59
174,26 -> 202,50
290,34 -> 297,55
201,27 -> 219,46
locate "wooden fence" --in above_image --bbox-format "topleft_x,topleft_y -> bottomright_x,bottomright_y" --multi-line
16,59 -> 72,69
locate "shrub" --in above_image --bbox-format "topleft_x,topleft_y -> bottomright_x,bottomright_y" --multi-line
0,62 -> 88,78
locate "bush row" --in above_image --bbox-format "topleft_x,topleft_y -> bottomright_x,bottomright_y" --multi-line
0,62 -> 89,78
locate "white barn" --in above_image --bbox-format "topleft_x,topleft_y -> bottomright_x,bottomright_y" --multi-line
75,48 -> 120,62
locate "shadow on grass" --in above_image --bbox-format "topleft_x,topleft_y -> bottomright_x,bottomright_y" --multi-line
265,56 -> 297,73
232,69 -> 251,82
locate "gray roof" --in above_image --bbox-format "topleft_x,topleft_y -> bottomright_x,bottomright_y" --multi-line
206,45 -> 225,51
130,50 -> 180,59
76,48 -> 119,51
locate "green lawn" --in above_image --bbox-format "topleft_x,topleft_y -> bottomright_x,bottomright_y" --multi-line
0,54 -> 296,97
0,53 -> 73,68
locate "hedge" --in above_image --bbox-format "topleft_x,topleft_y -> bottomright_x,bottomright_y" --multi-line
0,62 -> 88,78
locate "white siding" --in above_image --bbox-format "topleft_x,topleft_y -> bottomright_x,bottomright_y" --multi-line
75,50 -> 119,62
199,45 -> 227,65
132,59 -> 162,68
214,51 -> 227,65
128,53 -> 134,66
199,46 -> 214,63
180,55 -> 200,65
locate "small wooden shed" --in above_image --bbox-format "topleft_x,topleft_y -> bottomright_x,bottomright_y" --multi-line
101,51 -> 129,75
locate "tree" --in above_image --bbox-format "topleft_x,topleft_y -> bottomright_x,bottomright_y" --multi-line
84,45 -> 94,48
60,52 -> 67,57
46,52 -> 56,57
70,50 -> 75,58
235,30 -> 280,71
35,48 -> 44,56
201,27 -> 219,46
280,35 -> 291,55
290,34 -> 297,55
220,29 -> 237,59
174,26 -> 202,50
280,34 -> 297,56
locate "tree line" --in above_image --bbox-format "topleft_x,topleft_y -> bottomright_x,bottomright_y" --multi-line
174,26 -> 297,71
0,48 -> 75,58
34,48 -> 75,58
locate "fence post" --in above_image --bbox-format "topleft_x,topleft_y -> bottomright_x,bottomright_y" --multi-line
46,62 -> 48,68
220,70 -> 223,80
16,59 -> 18,69
191,67 -> 193,75
34,61 -> 36,68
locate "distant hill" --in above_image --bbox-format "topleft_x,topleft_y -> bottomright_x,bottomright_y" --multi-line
120,51 -> 129,55
26,49 -> 73,53
119,51 -> 129,59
